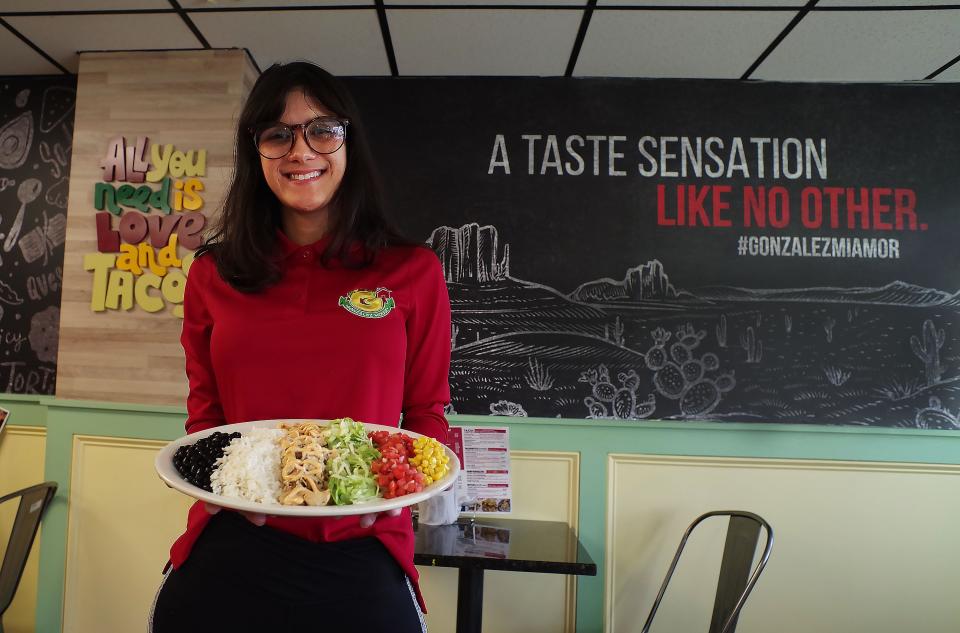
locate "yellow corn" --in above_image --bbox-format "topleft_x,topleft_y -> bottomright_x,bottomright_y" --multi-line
413,436 -> 450,483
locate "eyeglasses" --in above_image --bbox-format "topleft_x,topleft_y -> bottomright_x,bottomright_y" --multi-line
250,116 -> 350,159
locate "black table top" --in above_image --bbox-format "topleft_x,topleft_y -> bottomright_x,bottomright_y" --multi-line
413,517 -> 597,576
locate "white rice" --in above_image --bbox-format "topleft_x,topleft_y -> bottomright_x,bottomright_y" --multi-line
210,428 -> 284,504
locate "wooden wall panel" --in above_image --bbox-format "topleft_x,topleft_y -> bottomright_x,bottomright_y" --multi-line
56,50 -> 258,405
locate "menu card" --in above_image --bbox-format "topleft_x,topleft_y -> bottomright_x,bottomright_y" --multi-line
447,426 -> 512,514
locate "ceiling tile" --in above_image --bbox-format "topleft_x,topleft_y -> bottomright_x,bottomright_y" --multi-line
575,10 -> 797,78
599,0 -> 803,5
387,0 -> 585,5
181,0 -> 373,8
753,10 -> 960,81
816,0 -> 949,6
6,14 -> 202,73
190,9 -> 390,75
388,9 -> 582,75
0,27 -> 62,75
0,0 -> 168,10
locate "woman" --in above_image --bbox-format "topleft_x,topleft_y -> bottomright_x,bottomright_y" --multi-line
150,62 -> 450,633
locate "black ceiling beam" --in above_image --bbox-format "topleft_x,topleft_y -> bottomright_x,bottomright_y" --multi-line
168,0 -> 210,49
814,4 -> 960,9
741,0 -> 819,80
0,9 -> 175,16
925,51 -> 960,80
374,0 -> 400,77
0,17 -> 69,74
566,0 -> 597,77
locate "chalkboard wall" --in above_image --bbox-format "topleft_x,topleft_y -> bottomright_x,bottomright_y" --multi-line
0,75 -> 75,395
346,77 -> 960,429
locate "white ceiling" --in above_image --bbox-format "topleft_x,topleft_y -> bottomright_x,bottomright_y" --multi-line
0,0 -> 957,80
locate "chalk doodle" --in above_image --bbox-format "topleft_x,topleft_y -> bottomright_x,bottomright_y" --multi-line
45,176 -> 68,208
0,329 -> 24,353
0,76 -> 74,395
39,140 -> 69,178
28,305 -> 58,363
0,112 -> 34,170
4,178 -> 42,252
0,279 -> 23,305
26,267 -> 62,301
19,211 -> 66,265
39,86 -> 75,133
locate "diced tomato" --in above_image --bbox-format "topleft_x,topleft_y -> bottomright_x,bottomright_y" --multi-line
369,431 -> 427,499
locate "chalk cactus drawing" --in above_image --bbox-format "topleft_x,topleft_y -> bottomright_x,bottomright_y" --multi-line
430,221 -> 960,427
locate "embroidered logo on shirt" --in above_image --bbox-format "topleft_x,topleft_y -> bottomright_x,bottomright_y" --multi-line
339,288 -> 396,318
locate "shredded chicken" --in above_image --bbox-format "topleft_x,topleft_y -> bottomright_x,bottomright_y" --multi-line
278,422 -> 333,506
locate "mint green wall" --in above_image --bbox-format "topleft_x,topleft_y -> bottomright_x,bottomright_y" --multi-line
3,393 -> 959,633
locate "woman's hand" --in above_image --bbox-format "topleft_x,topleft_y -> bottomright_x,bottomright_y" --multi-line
204,502 -> 267,526
354,508 -> 403,528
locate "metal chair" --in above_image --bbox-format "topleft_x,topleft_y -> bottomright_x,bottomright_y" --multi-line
0,482 -> 57,633
641,510 -> 773,633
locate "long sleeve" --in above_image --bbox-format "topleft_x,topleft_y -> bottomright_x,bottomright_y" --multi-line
400,250 -> 451,443
181,256 -> 225,435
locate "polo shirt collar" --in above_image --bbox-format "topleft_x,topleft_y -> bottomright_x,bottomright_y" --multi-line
276,229 -> 332,260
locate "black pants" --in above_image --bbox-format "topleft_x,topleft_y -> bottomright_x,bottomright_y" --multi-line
150,511 -> 426,632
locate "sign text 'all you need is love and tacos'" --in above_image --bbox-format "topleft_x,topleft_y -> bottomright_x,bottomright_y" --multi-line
83,136 -> 208,318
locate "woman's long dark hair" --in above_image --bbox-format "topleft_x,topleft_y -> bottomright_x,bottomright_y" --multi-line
203,61 -> 410,292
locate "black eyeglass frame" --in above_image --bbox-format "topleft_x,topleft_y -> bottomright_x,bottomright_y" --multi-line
249,116 -> 351,159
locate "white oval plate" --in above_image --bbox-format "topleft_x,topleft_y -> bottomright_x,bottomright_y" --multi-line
155,419 -> 460,517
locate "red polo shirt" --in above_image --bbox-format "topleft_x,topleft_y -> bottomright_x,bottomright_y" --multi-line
168,232 -> 451,610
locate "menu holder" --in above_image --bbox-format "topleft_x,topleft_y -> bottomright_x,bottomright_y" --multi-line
448,426 -> 512,516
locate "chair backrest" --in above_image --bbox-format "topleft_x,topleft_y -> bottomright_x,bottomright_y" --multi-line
0,482 -> 58,621
641,510 -> 774,633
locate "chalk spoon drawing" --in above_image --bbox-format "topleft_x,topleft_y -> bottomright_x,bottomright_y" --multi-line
0,112 -> 34,170
4,178 -> 42,252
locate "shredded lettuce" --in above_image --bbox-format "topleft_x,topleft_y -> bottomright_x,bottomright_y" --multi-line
326,418 -> 380,505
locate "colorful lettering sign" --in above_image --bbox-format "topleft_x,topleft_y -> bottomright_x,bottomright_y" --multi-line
85,135 -> 207,318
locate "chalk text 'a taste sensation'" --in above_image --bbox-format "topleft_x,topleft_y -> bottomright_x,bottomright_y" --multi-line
488,134 -> 828,180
